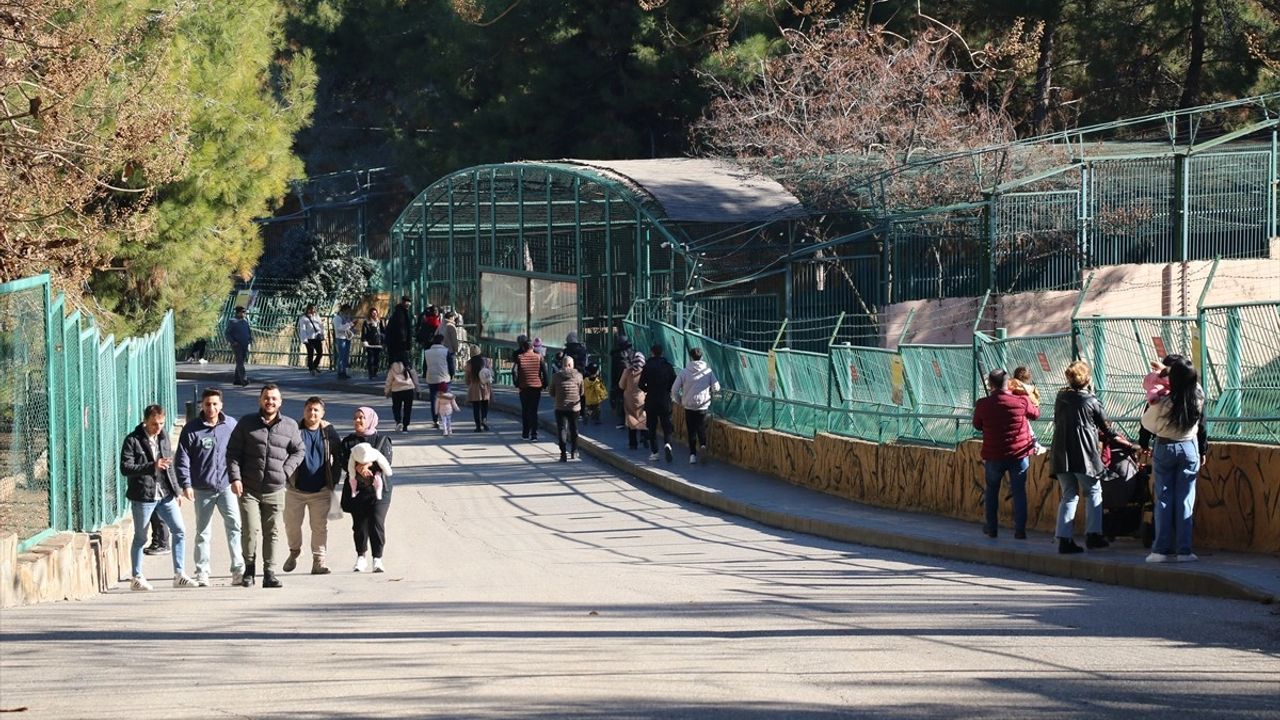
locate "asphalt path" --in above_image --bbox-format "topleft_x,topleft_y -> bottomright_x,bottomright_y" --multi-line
1,382 -> 1277,719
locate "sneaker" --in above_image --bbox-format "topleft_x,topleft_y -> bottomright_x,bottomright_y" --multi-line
395,423 -> 403,432
690,454 -> 697,464
648,452 -> 660,461
282,550 -> 300,573
1145,552 -> 1173,563
663,443 -> 673,462
194,572 -> 210,587
354,556 -> 367,573
311,564 -> 332,575
1177,553 -> 1199,562
373,558 -> 385,573
559,452 -> 568,462
143,544 -> 170,556
173,573 -> 199,588
130,576 -> 153,592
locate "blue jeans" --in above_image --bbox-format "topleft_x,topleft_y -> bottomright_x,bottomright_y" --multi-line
131,497 -> 186,578
983,457 -> 1028,534
1152,439 -> 1200,555
1056,471 -> 1103,538
336,338 -> 352,376
194,487 -> 244,577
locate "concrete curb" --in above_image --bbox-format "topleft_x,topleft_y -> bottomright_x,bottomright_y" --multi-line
181,369 -> 1277,604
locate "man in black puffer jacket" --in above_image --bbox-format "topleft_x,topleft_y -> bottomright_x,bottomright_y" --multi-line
638,344 -> 677,463
227,384 -> 304,588
120,404 -> 197,591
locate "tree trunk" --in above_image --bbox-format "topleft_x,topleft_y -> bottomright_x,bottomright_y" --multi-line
1179,0 -> 1206,109
1030,2 -> 1063,134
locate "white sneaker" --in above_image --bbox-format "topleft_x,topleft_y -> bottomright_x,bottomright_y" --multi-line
1177,553 -> 1199,562
373,558 -> 385,573
663,443 -> 673,462
689,454 -> 697,464
173,573 -> 199,588
395,423 -> 403,432
648,452 -> 659,461
130,576 -> 153,592
231,571 -> 244,586
194,572 -> 210,587
1145,552 -> 1173,563
354,556 -> 367,573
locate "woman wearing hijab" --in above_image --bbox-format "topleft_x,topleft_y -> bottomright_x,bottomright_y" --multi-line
618,351 -> 648,451
338,406 -> 394,572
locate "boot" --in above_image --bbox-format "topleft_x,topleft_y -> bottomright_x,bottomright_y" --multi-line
1086,533 -> 1111,549
241,560 -> 256,587
1058,538 -> 1084,555
282,549 -> 300,573
262,572 -> 282,589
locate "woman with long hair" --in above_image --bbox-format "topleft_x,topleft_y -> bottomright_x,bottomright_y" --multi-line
384,358 -> 420,432
1140,357 -> 1205,563
465,350 -> 493,432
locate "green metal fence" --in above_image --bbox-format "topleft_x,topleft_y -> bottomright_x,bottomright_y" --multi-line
1200,301 -> 1280,444
0,274 -> 176,551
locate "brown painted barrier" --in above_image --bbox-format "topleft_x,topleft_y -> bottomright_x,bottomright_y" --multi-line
680,407 -> 1280,555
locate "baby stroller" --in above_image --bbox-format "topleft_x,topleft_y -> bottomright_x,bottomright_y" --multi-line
1099,440 -> 1153,545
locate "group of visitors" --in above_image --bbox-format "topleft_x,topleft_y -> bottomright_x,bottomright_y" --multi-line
121,385 -> 398,591
974,355 -> 1205,561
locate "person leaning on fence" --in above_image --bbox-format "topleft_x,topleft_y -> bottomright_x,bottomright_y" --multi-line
226,305 -> 252,387
512,336 -> 547,441
639,344 -> 677,463
298,305 -> 326,376
283,396 -> 343,576
550,356 -> 585,462
972,369 -> 1041,541
1049,361 -> 1118,555
120,404 -> 198,591
618,350 -> 647,450
227,383 -> 305,589
362,307 -> 387,380
1139,357 -> 1206,563
672,347 -> 721,465
174,388 -> 243,587
332,304 -> 355,380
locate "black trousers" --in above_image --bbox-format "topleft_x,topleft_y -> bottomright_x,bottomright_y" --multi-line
646,408 -> 674,453
391,390 -> 414,429
365,347 -> 382,378
232,344 -> 248,386
351,500 -> 390,558
305,338 -> 324,372
556,410 -> 579,456
686,409 -> 708,455
519,388 -> 542,438
472,399 -> 489,428
149,513 -> 169,547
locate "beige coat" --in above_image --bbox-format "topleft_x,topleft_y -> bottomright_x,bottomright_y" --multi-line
465,363 -> 492,403
618,368 -> 647,430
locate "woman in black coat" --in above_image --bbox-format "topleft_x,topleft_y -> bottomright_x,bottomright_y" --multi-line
338,406 -> 394,572
1049,361 -> 1118,555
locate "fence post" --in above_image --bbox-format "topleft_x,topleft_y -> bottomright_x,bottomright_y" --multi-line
1224,306 -> 1243,437
1090,315 -> 1107,397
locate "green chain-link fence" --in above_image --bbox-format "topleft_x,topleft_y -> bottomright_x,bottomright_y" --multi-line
0,275 -> 176,551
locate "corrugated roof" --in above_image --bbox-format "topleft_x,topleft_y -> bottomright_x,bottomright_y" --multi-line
554,158 -> 807,223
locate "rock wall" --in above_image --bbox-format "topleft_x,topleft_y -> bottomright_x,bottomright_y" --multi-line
0,517 -> 134,608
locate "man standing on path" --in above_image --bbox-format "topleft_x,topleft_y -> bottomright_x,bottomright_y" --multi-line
283,396 -> 342,575
227,384 -> 305,588
972,368 -> 1041,540
225,305 -> 252,387
638,344 -> 677,463
298,305 -> 326,376
332,305 -> 355,380
386,296 -> 414,366
672,347 -> 720,464
175,388 -> 244,587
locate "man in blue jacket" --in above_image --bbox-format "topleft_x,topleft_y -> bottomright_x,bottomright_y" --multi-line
176,388 -> 244,587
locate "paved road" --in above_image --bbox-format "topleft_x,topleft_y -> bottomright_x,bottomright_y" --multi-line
1,383 -> 1277,719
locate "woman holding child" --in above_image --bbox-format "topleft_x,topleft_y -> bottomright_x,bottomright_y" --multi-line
1140,356 -> 1205,563
339,406 -> 394,573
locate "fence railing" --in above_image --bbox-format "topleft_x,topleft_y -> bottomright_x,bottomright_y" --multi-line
0,274 -> 176,551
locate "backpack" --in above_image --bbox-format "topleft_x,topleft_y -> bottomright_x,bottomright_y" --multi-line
584,376 -> 608,406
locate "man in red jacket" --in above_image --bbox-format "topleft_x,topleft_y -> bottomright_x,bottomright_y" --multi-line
972,369 -> 1041,539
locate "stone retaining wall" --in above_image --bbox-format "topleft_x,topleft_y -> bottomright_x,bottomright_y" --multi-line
0,517 -> 134,608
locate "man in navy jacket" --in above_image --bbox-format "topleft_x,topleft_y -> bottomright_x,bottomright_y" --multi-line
175,388 -> 243,587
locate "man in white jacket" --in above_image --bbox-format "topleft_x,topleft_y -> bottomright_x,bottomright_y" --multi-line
671,347 -> 720,464
422,333 -> 455,428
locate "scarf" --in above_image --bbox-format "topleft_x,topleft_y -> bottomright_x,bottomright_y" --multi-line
356,406 -> 379,436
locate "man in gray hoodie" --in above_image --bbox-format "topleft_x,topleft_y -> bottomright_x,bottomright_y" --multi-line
227,384 -> 304,588
672,347 -> 721,464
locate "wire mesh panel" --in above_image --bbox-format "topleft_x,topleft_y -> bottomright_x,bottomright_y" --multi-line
1073,317 -> 1197,437
0,278 -> 52,546
1090,157 -> 1177,265
62,313 -> 84,531
1187,151 -> 1273,260
898,344 -> 977,445
79,326 -> 102,530
994,190 -> 1082,293
1200,303 -> 1280,443
650,321 -> 686,369
827,345 -> 906,442
773,349 -> 830,436
889,213 -> 985,301
975,332 -> 1074,440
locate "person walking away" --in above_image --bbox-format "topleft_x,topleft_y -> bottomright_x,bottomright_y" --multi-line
298,305 -> 326,375
362,307 -> 387,379
618,351 -> 647,450
416,305 -> 441,354
972,369 -> 1041,541
283,396 -> 343,575
1008,366 -> 1046,454
435,390 -> 461,436
609,333 -> 633,429
227,383 -> 305,588
1140,357 -> 1206,563
1049,361 -> 1118,554
338,407 -> 394,572
332,305 -> 355,380
465,352 -> 493,432
563,332 -> 589,419
512,337 -> 547,441
582,363 -> 607,425
385,296 -> 414,367
120,404 -> 197,590
384,359 -> 420,432
672,347 -> 720,464
174,388 -> 242,587
422,333 -> 455,428
638,344 -> 677,463
550,356 -> 585,461
225,305 -> 252,387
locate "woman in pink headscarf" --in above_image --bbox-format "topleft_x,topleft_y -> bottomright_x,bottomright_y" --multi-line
339,406 -> 395,572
